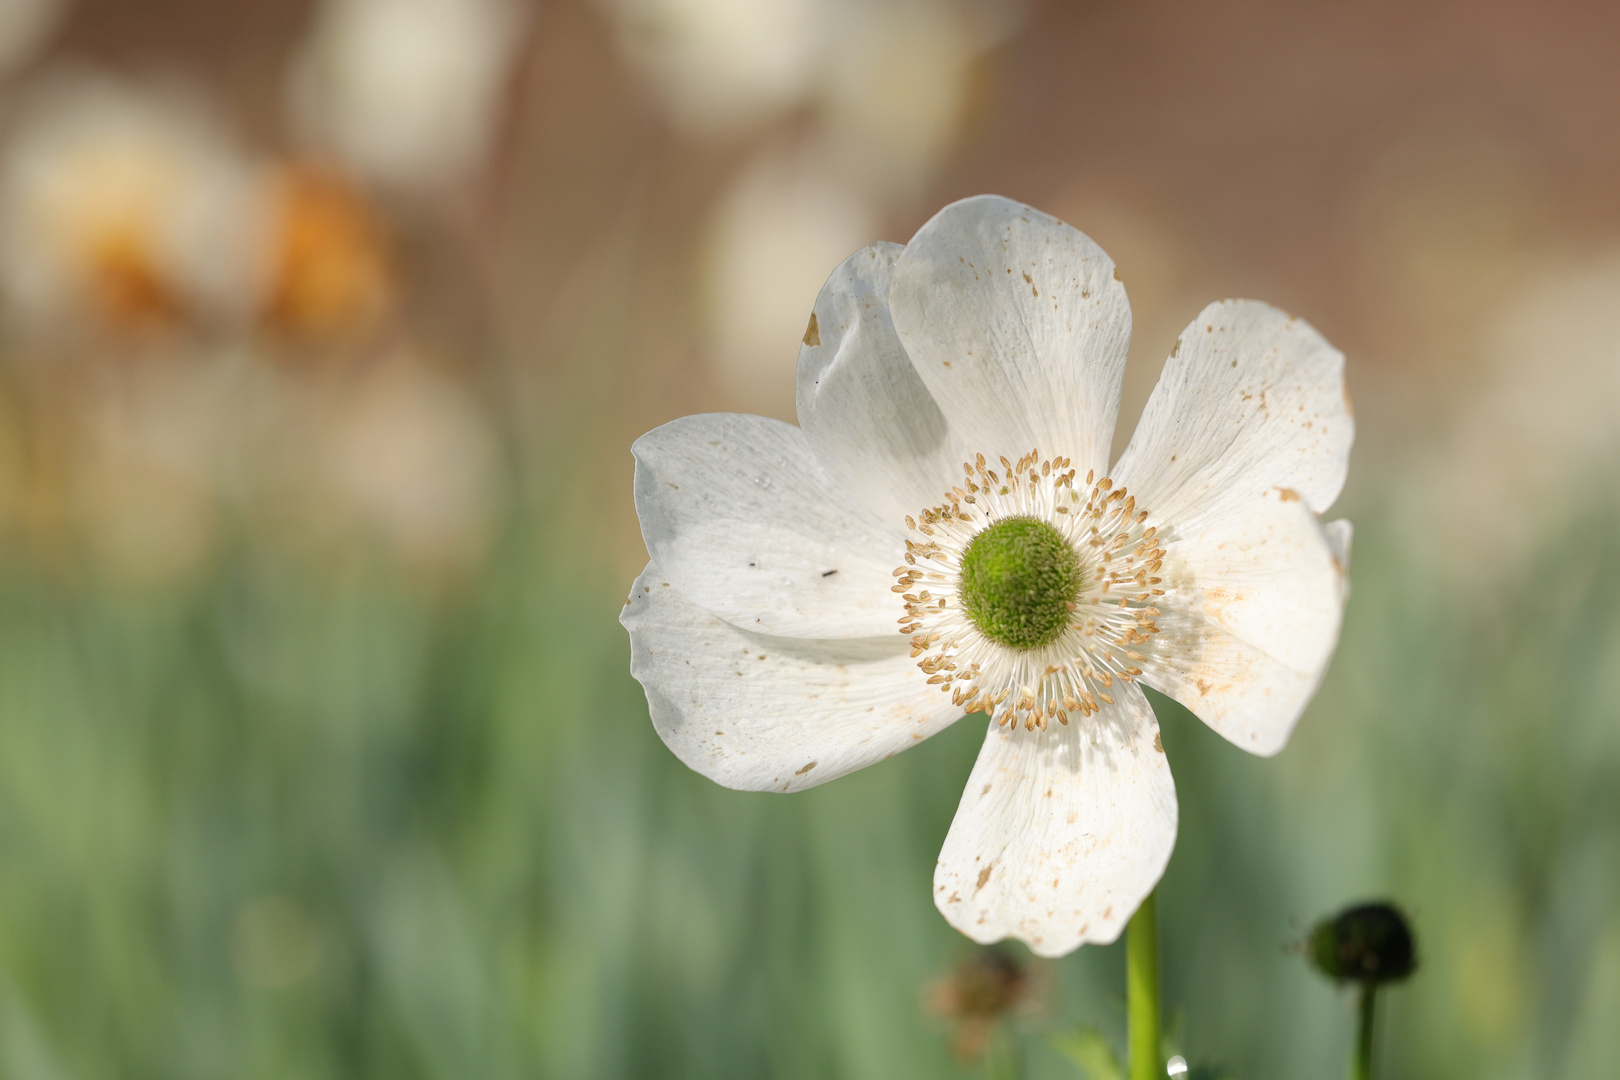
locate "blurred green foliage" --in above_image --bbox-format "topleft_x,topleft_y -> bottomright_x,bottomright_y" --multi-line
0,447 -> 1617,1080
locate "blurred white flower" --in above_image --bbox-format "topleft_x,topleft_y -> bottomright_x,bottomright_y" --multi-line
599,0 -> 824,138
818,0 -> 983,195
288,0 -> 525,193
701,145 -> 876,414
0,69 -> 266,333
326,357 -> 497,567
602,0 -> 1015,170
625,196 -> 1353,956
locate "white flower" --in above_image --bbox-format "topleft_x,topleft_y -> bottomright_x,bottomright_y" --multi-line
599,0 -> 1017,163
597,0 -> 826,137
0,70 -> 265,331
287,0 -> 523,193
621,196 -> 1353,957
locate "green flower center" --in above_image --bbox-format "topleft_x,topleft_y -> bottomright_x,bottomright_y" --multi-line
957,516 -> 1083,650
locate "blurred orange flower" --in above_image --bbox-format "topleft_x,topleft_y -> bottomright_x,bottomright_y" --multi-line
262,163 -> 391,340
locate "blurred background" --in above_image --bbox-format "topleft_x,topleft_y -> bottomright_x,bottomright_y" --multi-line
0,0 -> 1616,1076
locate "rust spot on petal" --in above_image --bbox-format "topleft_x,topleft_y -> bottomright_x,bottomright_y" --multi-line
795,761 -> 817,775
1276,487 -> 1301,502
975,865 -> 994,892
802,312 -> 820,346
1153,731 -> 1163,753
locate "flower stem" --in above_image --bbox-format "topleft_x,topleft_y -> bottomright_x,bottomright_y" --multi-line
1351,982 -> 1378,1080
1127,890 -> 1161,1080
986,1024 -> 1025,1080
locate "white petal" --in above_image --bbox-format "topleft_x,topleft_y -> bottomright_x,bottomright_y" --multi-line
797,242 -> 969,524
633,412 -> 903,638
889,195 -> 1131,477
1137,488 -> 1347,757
621,563 -> 964,792
1113,300 -> 1353,527
933,683 -> 1176,958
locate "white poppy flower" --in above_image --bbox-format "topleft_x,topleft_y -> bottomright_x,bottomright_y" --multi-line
622,195 -> 1353,957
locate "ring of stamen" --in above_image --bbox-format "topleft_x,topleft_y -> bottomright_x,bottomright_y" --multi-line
893,450 -> 1166,732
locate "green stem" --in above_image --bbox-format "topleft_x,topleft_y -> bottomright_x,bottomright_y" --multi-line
1350,983 -> 1377,1080
1127,890 -> 1161,1080
986,1023 -> 1024,1080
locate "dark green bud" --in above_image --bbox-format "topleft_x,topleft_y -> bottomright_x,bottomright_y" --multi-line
1308,902 -> 1417,985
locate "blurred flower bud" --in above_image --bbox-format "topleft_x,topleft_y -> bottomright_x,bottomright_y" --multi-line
926,945 -> 1033,1063
1308,902 -> 1418,985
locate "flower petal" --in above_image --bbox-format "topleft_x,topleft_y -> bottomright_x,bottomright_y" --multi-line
1112,299 -> 1353,527
1136,488 -> 1347,757
797,242 -> 969,524
888,195 -> 1132,477
932,684 -> 1176,958
632,412 -> 903,638
622,563 -> 965,792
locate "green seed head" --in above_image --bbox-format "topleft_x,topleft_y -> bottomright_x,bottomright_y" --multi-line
958,516 -> 1082,650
